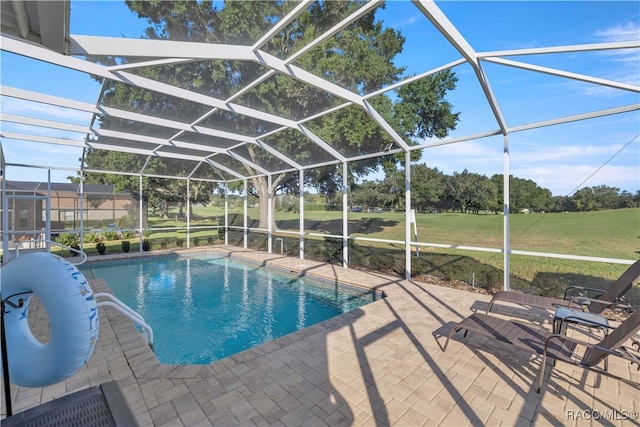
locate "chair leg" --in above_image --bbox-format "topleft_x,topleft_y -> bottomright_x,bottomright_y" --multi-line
537,353 -> 550,393
486,298 -> 495,314
443,326 -> 465,351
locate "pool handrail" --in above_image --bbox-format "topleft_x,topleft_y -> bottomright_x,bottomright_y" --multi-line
94,292 -> 154,349
15,239 -> 88,266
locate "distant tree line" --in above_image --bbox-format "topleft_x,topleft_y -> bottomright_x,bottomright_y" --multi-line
348,165 -> 640,214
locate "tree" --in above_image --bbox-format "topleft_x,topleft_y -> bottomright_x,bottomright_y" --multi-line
410,164 -> 445,212
82,1 -> 459,229
350,180 -> 391,210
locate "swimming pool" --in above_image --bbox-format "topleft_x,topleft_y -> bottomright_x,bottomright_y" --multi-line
82,254 -> 382,364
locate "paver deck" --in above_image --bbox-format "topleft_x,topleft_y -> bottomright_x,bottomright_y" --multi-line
2,246 -> 638,426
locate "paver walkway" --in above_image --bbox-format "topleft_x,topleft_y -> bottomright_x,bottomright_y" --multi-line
2,246 -> 638,426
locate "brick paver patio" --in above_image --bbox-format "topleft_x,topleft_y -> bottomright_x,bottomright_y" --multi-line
1,247 -> 638,426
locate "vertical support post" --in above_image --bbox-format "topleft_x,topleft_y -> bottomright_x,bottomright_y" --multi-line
79,173 -> 84,251
342,162 -> 348,268
186,178 -> 191,248
224,182 -> 229,246
503,134 -> 510,291
267,174 -> 273,254
2,172 -> 7,262
299,169 -> 305,260
1,300 -> 12,417
45,170 -> 51,252
138,173 -> 143,252
243,180 -> 248,248
405,152 -> 412,281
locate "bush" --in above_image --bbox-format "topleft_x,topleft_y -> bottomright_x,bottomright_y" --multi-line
96,242 -> 106,255
121,240 -> 130,253
121,230 -> 135,239
102,231 -> 118,241
176,237 -> 184,248
57,232 -> 79,248
193,237 -> 200,246
207,236 -> 215,245
84,232 -> 100,243
142,238 -> 151,251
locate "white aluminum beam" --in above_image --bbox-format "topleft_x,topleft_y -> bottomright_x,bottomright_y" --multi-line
205,158 -> 247,180
252,1 -> 313,51
483,56 -> 640,93
1,85 -> 99,113
412,0 -> 508,135
253,139 -> 303,170
254,49 -> 363,105
507,104 -> 640,133
285,0 -> 383,64
1,113 -> 88,134
226,150 -> 270,176
296,125 -> 346,162
108,58 -> 196,72
364,58 -> 467,100
97,106 -> 257,143
70,35 -> 256,61
1,131 -> 85,148
478,40 -> 640,58
2,35 -> 298,128
362,99 -> 411,151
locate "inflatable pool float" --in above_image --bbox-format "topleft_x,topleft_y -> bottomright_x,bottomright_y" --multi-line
1,252 -> 99,387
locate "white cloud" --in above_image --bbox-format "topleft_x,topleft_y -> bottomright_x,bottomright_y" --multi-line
516,164 -> 639,196
595,23 -> 640,41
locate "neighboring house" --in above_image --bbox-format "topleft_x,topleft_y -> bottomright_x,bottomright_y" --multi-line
1,181 -> 145,244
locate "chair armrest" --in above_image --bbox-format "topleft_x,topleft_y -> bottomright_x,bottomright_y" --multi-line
544,334 -> 640,366
564,285 -> 605,300
567,295 -> 614,309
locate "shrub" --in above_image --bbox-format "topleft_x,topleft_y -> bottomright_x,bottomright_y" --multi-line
142,230 -> 152,238
84,232 -> 99,243
193,237 -> 200,246
121,230 -> 135,239
142,238 -> 151,251
57,232 -> 79,248
176,237 -> 184,248
96,242 -> 106,255
121,240 -> 130,253
102,231 -> 118,241
207,236 -> 214,245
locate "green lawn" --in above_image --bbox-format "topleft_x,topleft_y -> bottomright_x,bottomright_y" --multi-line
261,207 -> 639,259
199,206 -> 639,290
30,206 -> 638,304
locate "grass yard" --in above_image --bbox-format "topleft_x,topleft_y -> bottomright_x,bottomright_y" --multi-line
264,207 -> 638,259
23,206 -> 637,305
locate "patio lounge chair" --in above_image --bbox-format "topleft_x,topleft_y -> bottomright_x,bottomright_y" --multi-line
443,309 -> 640,393
486,260 -> 640,316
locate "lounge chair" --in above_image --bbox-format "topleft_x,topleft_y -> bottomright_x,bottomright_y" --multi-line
486,260 -> 640,316
443,309 -> 640,393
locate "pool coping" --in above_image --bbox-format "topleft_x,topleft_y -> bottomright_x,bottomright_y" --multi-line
89,246 -> 390,380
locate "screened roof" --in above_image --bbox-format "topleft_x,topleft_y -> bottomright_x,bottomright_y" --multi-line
1,1 -> 638,190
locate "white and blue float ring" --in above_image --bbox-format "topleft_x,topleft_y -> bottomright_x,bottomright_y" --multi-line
1,252 -> 99,387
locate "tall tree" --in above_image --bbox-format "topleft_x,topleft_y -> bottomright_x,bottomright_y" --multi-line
83,1 -> 459,229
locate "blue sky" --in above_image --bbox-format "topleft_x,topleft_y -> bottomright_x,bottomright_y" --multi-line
1,1 -> 638,196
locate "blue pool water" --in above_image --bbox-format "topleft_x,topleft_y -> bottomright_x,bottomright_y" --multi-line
82,254 -> 381,364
